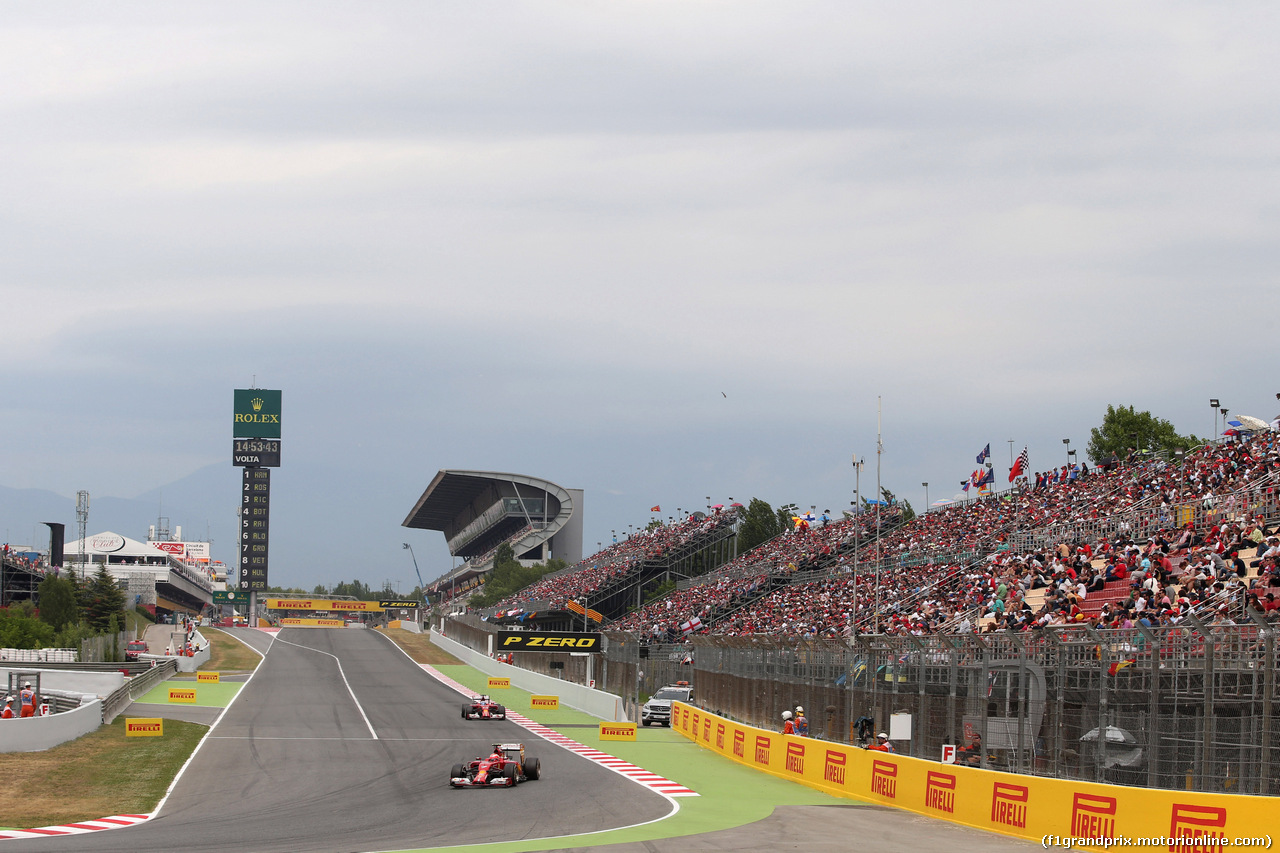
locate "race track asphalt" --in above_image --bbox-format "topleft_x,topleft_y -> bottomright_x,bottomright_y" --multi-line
1,627 -> 671,853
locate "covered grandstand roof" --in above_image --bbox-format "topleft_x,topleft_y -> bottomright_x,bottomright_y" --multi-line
402,469 -> 584,567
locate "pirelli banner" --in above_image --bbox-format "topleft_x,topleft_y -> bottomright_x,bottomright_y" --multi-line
669,702 -> 1273,853
264,599 -> 384,612
496,631 -> 602,652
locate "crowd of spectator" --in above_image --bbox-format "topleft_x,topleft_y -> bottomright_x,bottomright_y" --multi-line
610,432 -> 1280,640
488,507 -> 742,613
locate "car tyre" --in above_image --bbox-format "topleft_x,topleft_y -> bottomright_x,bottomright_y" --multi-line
461,706 -> 469,719
450,763 -> 464,781
523,757 -> 540,780
642,719 -> 651,726
494,705 -> 505,718
504,763 -> 518,784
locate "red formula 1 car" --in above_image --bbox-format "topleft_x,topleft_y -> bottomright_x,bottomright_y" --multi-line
461,694 -> 507,720
449,743 -> 541,788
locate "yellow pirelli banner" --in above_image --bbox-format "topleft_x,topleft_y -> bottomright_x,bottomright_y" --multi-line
197,672 -> 220,683
125,718 -> 164,737
280,618 -> 345,628
167,687 -> 197,704
264,598 -> 384,612
599,722 -> 637,741
669,702 -> 1274,853
486,677 -> 511,690
530,695 -> 559,710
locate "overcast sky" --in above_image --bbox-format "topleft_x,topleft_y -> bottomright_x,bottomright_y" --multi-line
3,2 -> 1278,590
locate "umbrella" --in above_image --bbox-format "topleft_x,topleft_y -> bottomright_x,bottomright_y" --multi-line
932,499 -> 952,506
729,502 -> 743,507
712,504 -> 724,509
1234,415 -> 1271,432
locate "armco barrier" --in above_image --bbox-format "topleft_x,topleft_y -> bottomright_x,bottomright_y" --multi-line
671,702 -> 1276,853
428,629 -> 625,721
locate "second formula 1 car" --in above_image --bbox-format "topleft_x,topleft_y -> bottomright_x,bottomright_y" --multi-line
461,695 -> 507,720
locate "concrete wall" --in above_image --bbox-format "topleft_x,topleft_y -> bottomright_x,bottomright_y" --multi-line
0,699 -> 103,753
428,629 -> 625,721
1,668 -> 125,697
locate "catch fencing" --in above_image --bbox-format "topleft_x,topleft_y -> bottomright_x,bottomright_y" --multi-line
651,624 -> 1280,796
442,615 -> 1280,795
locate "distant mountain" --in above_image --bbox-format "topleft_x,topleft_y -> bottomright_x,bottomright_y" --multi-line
0,465 -> 235,555
0,462 -> 456,591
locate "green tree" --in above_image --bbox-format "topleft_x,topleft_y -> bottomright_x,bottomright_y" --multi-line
0,608 -> 56,649
469,546 -> 569,609
900,499 -> 916,524
37,574 -> 79,631
82,565 -> 127,632
1086,404 -> 1200,463
737,498 -> 781,554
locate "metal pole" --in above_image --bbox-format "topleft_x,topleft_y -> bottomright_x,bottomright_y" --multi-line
875,397 -> 882,635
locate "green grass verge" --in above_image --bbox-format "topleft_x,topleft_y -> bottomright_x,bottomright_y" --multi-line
134,680 -> 242,708
0,716 -> 206,829
201,626 -> 264,671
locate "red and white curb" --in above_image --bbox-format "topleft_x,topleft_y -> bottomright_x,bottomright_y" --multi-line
0,813 -> 149,841
419,664 -> 697,797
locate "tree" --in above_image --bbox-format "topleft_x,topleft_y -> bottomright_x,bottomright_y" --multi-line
737,498 -> 781,554
1086,404 -> 1200,463
37,574 -> 79,631
899,499 -> 916,524
82,565 -> 127,632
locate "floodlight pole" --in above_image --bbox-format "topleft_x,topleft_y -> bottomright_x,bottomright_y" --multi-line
402,543 -> 426,608
875,396 -> 882,635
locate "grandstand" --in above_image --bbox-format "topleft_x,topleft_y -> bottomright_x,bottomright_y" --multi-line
403,470 -> 584,607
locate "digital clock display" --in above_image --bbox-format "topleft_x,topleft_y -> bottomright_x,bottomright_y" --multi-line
233,438 -> 281,467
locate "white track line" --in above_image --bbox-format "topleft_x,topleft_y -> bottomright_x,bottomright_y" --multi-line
273,633 -> 378,740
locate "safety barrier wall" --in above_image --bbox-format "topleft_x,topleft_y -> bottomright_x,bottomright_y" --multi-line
0,699 -> 103,753
427,629 -> 625,721
671,702 -> 1276,852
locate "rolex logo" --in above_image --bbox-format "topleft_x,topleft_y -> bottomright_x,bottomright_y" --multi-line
251,397 -> 264,412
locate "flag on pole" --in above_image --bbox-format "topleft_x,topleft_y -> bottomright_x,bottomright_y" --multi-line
1009,447 -> 1029,482
976,443 -> 990,464
976,468 -> 995,488
961,480 -> 971,493
650,505 -> 661,512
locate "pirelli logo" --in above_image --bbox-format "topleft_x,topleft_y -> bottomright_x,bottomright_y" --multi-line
754,735 -> 771,765
733,729 -> 745,759
870,759 -> 897,799
924,771 -> 956,814
716,723 -> 725,750
599,722 -> 637,741
530,695 -> 559,709
692,712 -> 700,734
125,718 -> 163,737
991,782 -> 1029,829
785,741 -> 805,775
486,677 -> 510,689
196,671 -> 220,683
1169,804 -> 1227,853
1071,793 -> 1117,839
823,749 -> 846,785
167,687 -> 197,704
497,631 -> 601,651
702,718 -> 711,742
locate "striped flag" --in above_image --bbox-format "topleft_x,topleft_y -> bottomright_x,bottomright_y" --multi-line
1009,447 -> 1029,482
